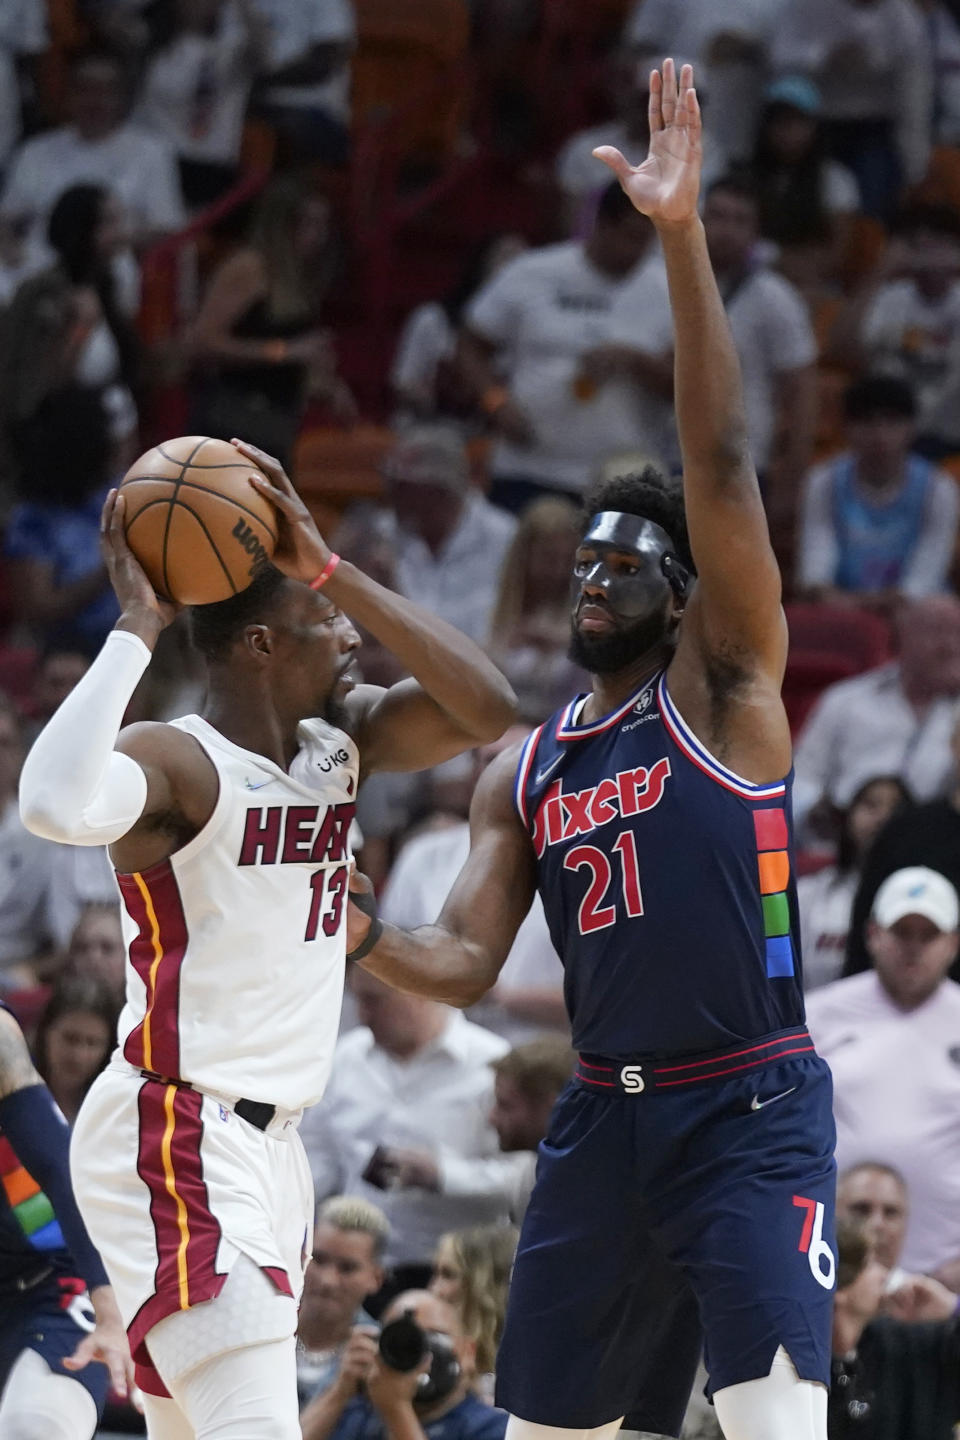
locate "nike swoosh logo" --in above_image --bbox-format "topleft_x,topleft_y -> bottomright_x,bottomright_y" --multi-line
536,755 -> 563,785
244,779 -> 270,791
750,1086 -> 797,1111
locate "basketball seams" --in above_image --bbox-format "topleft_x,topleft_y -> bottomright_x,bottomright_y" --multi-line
161,439 -> 207,602
119,475 -> 278,545
168,500 -> 238,599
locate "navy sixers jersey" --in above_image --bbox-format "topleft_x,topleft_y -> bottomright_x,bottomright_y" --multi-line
515,671 -> 806,1056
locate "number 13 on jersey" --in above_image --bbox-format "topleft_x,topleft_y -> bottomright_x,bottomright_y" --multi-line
305,864 -> 349,941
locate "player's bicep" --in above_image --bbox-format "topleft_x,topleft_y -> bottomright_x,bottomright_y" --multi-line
438,750 -> 538,978
348,680 -> 483,776
114,724 -> 219,834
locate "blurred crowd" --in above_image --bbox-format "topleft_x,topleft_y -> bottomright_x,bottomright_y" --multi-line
1,1 -> 960,1437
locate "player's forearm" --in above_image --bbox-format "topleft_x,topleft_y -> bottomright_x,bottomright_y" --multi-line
358,922 -> 497,1008
19,627 -> 152,845
656,217 -> 752,483
326,560 -> 516,740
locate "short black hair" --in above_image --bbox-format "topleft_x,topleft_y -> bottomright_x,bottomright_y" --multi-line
595,179 -> 640,227
843,374 -> 916,422
189,564 -> 291,662
580,466 -> 695,574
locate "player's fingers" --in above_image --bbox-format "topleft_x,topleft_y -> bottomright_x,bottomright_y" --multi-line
231,438 -> 295,495
108,1346 -> 130,1398
592,146 -> 634,183
100,487 -> 117,536
648,66 -> 663,133
661,57 -> 677,125
248,473 -> 301,517
63,1335 -> 95,1372
348,867 -> 374,898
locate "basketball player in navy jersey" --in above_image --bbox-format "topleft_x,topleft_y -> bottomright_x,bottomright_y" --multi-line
346,61 -> 836,1440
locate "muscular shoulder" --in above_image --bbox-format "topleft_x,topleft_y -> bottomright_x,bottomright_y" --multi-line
116,720 -> 213,777
0,1006 -> 40,1098
469,741 -> 529,835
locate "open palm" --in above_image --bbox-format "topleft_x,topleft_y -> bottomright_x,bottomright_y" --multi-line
593,59 -> 702,226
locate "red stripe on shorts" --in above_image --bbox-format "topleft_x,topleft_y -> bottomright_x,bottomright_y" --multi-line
128,1080 -> 225,1366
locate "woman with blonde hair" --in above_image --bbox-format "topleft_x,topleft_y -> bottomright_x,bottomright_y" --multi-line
429,1224 -> 519,1393
189,174 -> 355,463
487,496 -> 585,720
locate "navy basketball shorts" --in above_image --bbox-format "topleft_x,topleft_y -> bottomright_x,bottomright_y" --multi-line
495,1030 -> 837,1438
0,1275 -> 110,1417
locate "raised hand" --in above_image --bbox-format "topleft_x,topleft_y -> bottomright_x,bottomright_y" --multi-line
101,489 -> 179,635
593,58 -> 702,227
231,437 -> 333,586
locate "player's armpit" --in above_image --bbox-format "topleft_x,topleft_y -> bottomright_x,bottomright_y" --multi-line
109,722 -> 220,873
358,746 -> 537,1007
0,1007 -> 41,1098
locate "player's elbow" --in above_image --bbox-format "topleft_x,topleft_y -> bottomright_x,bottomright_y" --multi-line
469,676 -> 520,743
19,789 -> 72,843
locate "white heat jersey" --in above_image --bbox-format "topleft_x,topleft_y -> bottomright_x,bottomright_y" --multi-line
114,713 -> 358,1111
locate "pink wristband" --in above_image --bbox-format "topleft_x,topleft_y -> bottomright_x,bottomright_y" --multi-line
309,553 -> 341,589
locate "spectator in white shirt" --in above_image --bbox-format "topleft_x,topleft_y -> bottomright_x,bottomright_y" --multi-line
390,234 -> 526,429
299,968 -> 529,1270
793,594 -> 960,833
251,0 -> 356,166
382,425 -> 517,647
805,866 -> 960,1279
461,181 -> 676,511
0,49 -> 186,256
701,175 -> 818,525
134,0 -> 264,209
770,0 -> 933,217
833,204 -> 960,455
796,374 -> 960,604
798,774 -> 908,991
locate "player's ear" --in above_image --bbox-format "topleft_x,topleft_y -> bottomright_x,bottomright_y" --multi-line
244,624 -> 275,658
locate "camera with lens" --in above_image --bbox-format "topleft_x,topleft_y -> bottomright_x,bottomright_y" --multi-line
377,1310 -> 461,1406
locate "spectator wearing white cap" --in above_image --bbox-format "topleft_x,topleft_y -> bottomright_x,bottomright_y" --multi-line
806,866 -> 960,1282
380,425 -> 517,646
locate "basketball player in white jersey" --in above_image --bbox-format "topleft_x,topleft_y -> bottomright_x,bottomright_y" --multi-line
17,439 -> 517,1440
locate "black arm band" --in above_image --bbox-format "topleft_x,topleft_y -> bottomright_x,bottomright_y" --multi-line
347,888 -> 383,963
0,1083 -> 108,1292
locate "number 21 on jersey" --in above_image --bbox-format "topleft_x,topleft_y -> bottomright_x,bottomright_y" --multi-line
563,829 -> 644,934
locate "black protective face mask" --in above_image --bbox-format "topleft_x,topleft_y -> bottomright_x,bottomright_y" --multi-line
568,512 -> 689,673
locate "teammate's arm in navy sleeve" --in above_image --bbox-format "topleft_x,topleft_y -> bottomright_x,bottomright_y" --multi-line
349,747 -> 536,1006
0,1007 -> 107,1292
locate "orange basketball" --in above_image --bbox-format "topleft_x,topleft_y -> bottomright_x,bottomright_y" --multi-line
119,436 -> 278,605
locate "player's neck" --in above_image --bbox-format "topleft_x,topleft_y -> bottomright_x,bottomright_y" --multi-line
581,655 -> 665,726
203,691 -> 301,770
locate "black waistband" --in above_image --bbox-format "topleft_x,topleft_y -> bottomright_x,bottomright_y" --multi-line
576,1026 -> 815,1094
139,1071 -> 277,1132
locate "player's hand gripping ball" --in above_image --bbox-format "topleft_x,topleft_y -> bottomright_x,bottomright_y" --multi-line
118,435 -> 278,605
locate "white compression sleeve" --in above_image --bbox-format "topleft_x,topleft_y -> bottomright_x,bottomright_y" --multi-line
19,629 -> 152,846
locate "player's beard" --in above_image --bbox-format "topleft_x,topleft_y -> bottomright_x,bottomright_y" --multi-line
568,609 -> 670,675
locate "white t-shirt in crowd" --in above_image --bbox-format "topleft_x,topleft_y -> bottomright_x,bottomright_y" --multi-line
253,0 -> 356,121
806,970 -> 960,1274
300,1011 -> 530,1264
770,0 -> 932,183
390,301 -> 455,401
0,121 -> 186,250
380,822 -> 566,1046
720,266 -> 817,472
392,491 -> 517,646
0,0 -> 47,169
796,866 -> 858,991
134,1 -> 253,165
793,662 -> 959,830
466,241 -> 676,493
862,279 -> 960,423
